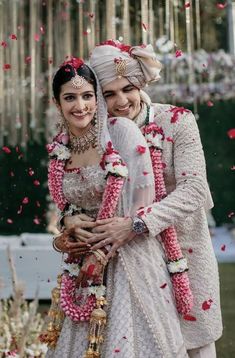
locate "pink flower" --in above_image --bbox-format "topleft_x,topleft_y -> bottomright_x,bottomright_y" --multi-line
136,145 -> 146,154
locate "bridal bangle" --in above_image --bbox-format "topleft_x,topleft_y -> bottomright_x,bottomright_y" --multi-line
52,236 -> 62,253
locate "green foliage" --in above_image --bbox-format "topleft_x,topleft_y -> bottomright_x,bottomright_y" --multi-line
0,142 -> 48,235
196,100 -> 235,225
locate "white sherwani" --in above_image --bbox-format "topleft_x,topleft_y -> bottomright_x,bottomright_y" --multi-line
139,103 -> 223,349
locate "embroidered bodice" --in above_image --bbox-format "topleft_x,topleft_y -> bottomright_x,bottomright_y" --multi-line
62,165 -> 106,218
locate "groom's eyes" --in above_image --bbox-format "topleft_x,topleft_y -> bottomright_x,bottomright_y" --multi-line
123,85 -> 135,92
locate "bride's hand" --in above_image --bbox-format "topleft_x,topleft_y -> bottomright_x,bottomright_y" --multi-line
87,217 -> 136,260
54,228 -> 92,254
64,213 -> 97,242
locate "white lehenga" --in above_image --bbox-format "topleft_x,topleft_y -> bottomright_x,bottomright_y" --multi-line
46,165 -> 188,358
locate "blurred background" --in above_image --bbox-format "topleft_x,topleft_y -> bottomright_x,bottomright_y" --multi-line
0,0 -> 234,357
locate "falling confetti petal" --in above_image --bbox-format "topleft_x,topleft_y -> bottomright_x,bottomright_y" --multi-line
160,283 -> 167,289
1,41 -> 7,48
2,146 -> 11,154
202,299 -> 213,310
28,168 -> 35,176
3,64 -> 11,70
34,33 -> 40,42
142,23 -> 148,32
188,248 -> 193,254
175,49 -> 182,57
228,211 -> 235,218
110,118 -> 117,125
143,171 -> 149,175
184,2 -> 190,8
17,205 -> 23,215
216,3 -> 227,9
33,217 -> 40,225
221,244 -> 226,251
227,128 -> 235,139
33,180 -> 40,186
22,197 -> 29,204
25,56 -> 31,64
114,348 -> 120,353
207,101 -> 214,107
183,314 -> 197,321
10,34 -> 17,40
136,145 -> 146,154
7,219 -> 13,224
40,26 -> 45,34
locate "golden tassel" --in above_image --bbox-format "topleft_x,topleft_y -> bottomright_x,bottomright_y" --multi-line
40,274 -> 65,349
84,296 -> 107,358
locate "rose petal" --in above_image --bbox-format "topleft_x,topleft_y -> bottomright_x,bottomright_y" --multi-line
33,179 -> 40,186
10,34 -> 17,40
207,100 -> 214,107
202,299 -> 213,310
3,64 -> 11,70
183,314 -> 197,321
227,128 -> 235,139
22,197 -> 29,204
160,283 -> 167,289
2,146 -> 11,154
136,145 -> 146,154
221,244 -> 226,251
7,219 -> 13,224
175,49 -> 182,58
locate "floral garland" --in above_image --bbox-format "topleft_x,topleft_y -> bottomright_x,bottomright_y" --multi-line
140,122 -> 194,315
46,133 -> 128,323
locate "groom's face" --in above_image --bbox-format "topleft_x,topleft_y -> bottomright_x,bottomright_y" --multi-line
102,77 -> 141,120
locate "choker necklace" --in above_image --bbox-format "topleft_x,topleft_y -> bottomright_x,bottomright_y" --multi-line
68,125 -> 97,154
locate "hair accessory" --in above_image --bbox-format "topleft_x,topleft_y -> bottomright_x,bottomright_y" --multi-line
71,74 -> 86,89
114,58 -> 127,78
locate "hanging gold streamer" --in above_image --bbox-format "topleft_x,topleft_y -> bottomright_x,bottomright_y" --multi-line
19,1 -> 27,147
195,0 -> 201,50
29,0 -> 37,141
148,0 -> 154,45
78,2 -> 84,58
64,0 -> 72,58
173,0 -> 179,47
123,0 -> 130,43
141,0 -> 148,44
0,0 -> 4,146
106,0 -> 116,40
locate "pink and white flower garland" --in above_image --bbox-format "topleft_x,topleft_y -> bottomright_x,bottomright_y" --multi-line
47,135 -> 128,322
140,123 -> 194,315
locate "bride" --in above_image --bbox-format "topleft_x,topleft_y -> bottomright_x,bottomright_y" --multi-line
42,57 -> 190,358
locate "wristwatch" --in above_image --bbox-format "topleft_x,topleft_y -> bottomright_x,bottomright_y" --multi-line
131,216 -> 148,235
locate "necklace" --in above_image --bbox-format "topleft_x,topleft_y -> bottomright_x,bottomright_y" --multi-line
68,125 -> 97,154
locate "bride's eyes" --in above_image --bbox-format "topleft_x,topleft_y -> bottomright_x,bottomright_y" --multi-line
64,95 -> 75,101
83,93 -> 95,100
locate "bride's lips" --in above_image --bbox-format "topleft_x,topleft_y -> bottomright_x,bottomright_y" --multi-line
72,112 -> 88,120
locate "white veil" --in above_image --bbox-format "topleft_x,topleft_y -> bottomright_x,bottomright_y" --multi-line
89,64 -> 155,216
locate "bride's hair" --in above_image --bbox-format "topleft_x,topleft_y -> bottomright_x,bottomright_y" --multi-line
52,62 -> 97,103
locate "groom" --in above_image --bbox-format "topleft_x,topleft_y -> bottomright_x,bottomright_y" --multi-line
63,40 -> 222,358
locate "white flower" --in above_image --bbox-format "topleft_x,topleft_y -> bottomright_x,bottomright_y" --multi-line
49,142 -> 71,160
105,162 -> 128,178
62,262 -> 81,276
145,132 -> 163,149
167,257 -> 188,274
88,285 -> 106,297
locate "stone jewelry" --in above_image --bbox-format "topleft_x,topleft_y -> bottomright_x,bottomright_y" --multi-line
68,125 -> 97,154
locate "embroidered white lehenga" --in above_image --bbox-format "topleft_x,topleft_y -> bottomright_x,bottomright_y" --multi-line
46,118 -> 188,358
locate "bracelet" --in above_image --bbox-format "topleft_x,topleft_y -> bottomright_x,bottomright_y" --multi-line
52,236 -> 62,253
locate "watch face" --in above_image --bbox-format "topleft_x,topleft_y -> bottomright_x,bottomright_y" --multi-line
133,217 -> 146,234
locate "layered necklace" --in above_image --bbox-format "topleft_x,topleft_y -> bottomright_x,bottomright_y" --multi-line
68,124 -> 97,154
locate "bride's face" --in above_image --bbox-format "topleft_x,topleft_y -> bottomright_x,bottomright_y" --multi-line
58,80 -> 97,136
102,77 -> 141,120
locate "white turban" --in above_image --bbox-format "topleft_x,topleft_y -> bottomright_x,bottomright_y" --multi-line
89,40 -> 162,88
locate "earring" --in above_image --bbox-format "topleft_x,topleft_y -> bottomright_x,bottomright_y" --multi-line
56,110 -> 68,132
91,111 -> 97,126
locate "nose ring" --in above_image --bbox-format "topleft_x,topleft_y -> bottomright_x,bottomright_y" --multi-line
84,105 -> 89,112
